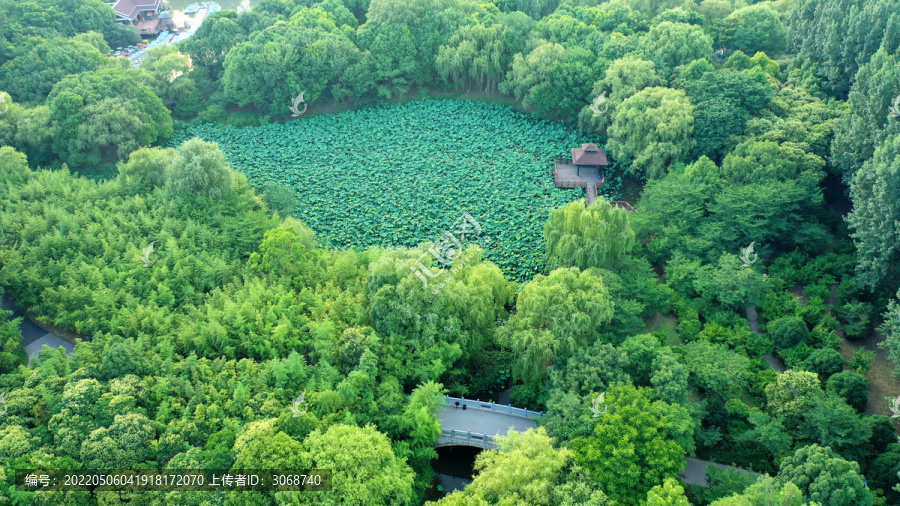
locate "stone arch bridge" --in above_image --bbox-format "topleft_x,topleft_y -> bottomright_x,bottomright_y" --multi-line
435,396 -> 543,450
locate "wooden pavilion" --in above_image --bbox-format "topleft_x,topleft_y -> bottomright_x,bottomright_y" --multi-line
553,143 -> 610,203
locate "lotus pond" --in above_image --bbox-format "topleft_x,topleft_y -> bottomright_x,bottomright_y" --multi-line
170,99 -> 624,281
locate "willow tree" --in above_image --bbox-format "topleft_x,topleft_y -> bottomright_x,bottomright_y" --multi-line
499,267 -> 614,385
167,137 -> 234,199
578,56 -> 665,134
544,199 -> 635,272
116,146 -> 173,192
435,12 -> 532,94
607,86 -> 695,179
640,21 -> 713,73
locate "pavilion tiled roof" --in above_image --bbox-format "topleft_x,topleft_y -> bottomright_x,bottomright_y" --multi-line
571,143 -> 608,166
109,0 -> 161,20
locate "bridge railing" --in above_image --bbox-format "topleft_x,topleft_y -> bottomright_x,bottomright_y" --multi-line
444,396 -> 545,419
440,428 -> 495,445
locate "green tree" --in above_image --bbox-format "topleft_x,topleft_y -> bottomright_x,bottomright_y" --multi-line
802,394 -> 871,462
234,425 -> 304,470
0,96 -> 55,167
544,199 -> 635,271
80,414 -> 156,468
47,67 -> 172,168
720,140 -> 824,188
768,317 -> 812,351
180,10 -> 246,77
719,4 -> 787,55
436,11 -> 532,94
500,41 -> 598,119
880,291 -> 900,379
300,424 -> 414,505
0,426 -> 37,461
0,0 -> 115,60
0,292 -> 25,374
394,381 -> 443,499
499,267 -> 614,385
356,22 -> 421,99
259,180 -> 299,216
578,56 -> 664,134
682,340 -> 750,399
646,478 -> 690,505
847,132 -> 900,291
607,86 -> 695,179
0,36 -> 109,103
776,444 -> 873,505
570,383 -> 687,504
651,353 -> 690,405
693,253 -> 769,310
116,146 -> 173,192
709,476 -> 805,505
868,445 -> 900,503
222,15 -> 362,113
825,371 -> 868,412
436,427 -> 574,506
247,218 -> 319,283
368,246 -> 512,387
102,21 -> 140,49
790,0 -> 900,98
830,48 -> 900,184
683,70 -> 774,161
167,137 -> 235,199
139,45 -> 195,107
632,165 -> 716,264
802,348 -> 844,380
543,340 -> 632,441
641,21 -> 712,73
764,370 -> 822,431
620,333 -> 670,386
548,341 -> 631,397
363,0 -> 480,95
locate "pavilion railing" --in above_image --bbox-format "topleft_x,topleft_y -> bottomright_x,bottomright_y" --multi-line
609,200 -> 636,212
444,396 -> 545,419
555,179 -> 588,188
553,158 -> 592,189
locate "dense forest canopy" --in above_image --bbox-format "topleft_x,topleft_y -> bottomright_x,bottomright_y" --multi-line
1,0 -> 900,504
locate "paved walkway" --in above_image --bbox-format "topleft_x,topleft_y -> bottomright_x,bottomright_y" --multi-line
2,295 -> 74,364
438,405 -> 538,437
746,305 -> 786,372
680,457 -> 763,486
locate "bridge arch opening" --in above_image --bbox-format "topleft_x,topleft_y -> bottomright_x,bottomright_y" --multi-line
427,446 -> 482,501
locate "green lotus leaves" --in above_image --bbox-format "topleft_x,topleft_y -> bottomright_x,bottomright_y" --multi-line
170,99 -> 622,281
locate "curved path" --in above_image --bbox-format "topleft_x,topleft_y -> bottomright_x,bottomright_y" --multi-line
680,457 -> 763,487
2,295 -> 74,365
746,305 -> 787,372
